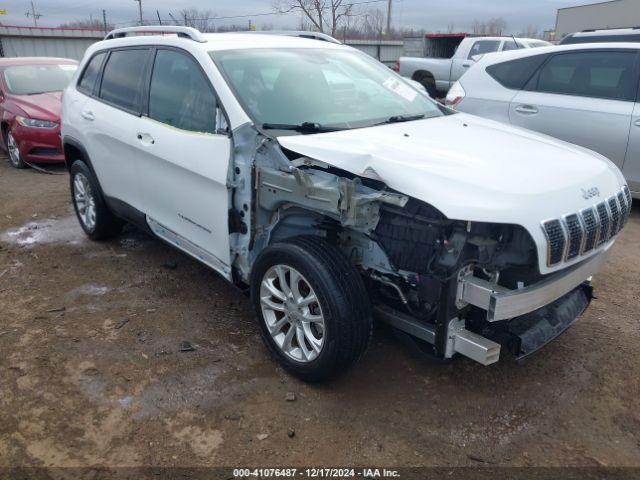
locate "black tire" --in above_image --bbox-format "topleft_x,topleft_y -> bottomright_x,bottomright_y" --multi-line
5,129 -> 27,169
70,160 -> 122,240
422,79 -> 438,99
251,236 -> 372,382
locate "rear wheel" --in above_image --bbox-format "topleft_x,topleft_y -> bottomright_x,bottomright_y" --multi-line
251,236 -> 372,382
6,130 -> 27,169
70,160 -> 122,240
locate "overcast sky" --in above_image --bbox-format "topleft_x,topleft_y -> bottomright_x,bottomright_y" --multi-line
1,0 -> 604,33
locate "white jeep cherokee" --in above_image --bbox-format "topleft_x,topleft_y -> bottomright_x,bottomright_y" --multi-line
62,26 -> 631,381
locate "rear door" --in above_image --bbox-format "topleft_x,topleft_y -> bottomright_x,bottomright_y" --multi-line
135,47 -> 232,276
79,48 -> 151,211
508,49 -> 637,169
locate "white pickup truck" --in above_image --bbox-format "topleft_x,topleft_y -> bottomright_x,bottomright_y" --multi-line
398,36 -> 550,97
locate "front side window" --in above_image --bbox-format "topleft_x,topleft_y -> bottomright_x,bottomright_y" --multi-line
211,48 -> 443,131
99,49 -> 149,112
468,40 -> 501,59
534,51 -> 637,101
148,49 -> 216,134
78,52 -> 106,94
4,64 -> 77,95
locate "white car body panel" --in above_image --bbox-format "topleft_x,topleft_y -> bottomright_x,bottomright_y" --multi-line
277,113 -> 625,275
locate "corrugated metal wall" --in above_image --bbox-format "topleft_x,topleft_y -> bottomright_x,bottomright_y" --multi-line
0,26 -> 407,65
0,26 -> 104,60
345,39 -> 404,66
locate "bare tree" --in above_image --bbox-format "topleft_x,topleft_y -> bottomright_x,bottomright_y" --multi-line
60,18 -> 114,30
472,17 -> 507,36
179,8 -> 216,32
273,0 -> 353,36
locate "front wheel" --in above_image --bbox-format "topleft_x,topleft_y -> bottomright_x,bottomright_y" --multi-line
6,130 -> 27,169
251,236 -> 372,382
70,160 -> 122,240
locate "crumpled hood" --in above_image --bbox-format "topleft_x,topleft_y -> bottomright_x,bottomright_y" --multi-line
11,91 -> 62,121
277,113 -> 626,274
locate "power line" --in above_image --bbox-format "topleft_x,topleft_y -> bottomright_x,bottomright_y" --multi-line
25,1 -> 43,27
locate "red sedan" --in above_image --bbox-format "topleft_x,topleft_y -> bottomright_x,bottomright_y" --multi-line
0,57 -> 78,169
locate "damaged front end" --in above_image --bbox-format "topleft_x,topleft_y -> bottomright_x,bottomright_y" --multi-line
230,128 -> 602,366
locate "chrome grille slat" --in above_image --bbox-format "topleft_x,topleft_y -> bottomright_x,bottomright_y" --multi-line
542,186 -> 628,267
596,202 -> 610,246
579,207 -> 598,254
542,219 -> 566,266
564,214 -> 583,261
608,196 -> 621,237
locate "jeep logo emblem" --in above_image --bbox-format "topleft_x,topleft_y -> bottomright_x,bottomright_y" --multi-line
582,187 -> 600,200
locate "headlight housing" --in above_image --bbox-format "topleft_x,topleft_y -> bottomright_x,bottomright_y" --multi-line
16,116 -> 58,129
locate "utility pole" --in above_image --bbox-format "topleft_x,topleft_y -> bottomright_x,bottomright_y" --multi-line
386,0 -> 392,36
184,12 -> 188,26
102,9 -> 108,33
169,12 -> 180,25
133,0 -> 143,26
25,1 -> 42,27
156,10 -> 162,25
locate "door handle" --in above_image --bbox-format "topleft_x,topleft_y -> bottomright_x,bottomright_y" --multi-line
137,132 -> 155,146
462,63 -> 471,68
81,110 -> 94,121
634,119 -> 640,127
515,105 -> 539,115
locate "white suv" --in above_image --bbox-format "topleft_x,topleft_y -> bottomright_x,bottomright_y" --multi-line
62,26 -> 630,381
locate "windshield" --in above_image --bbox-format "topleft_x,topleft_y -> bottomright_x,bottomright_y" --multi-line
4,64 -> 78,95
210,48 -> 444,131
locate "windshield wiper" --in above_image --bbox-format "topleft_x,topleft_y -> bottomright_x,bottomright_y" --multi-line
375,114 -> 426,126
261,122 -> 342,133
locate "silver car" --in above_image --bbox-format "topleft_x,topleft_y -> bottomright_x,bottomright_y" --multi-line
447,43 -> 640,198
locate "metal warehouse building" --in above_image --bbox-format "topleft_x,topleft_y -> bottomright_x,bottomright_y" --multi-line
0,25 -> 104,60
555,0 -> 640,39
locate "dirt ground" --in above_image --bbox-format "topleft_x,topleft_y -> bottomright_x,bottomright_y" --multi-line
1,157 -> 639,471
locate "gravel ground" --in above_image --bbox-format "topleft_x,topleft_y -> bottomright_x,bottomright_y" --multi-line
1,158 -> 639,470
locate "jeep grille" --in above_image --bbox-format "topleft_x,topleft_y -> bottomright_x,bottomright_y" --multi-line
542,186 -> 631,267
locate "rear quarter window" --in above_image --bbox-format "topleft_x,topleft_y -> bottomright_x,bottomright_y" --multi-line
486,54 -> 549,89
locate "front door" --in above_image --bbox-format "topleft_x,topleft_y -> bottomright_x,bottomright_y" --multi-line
136,48 -> 232,276
624,102 -> 640,195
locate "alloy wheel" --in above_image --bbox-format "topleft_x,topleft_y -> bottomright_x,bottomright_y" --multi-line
259,264 -> 325,363
7,132 -> 22,167
73,172 -> 97,231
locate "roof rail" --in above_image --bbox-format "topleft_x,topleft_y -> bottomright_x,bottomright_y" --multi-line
104,26 -> 207,43
238,30 -> 341,44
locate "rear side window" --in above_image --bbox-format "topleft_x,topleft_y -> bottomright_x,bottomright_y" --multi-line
148,49 -> 216,134
487,54 -> 549,89
99,49 -> 149,112
78,52 -> 105,94
533,51 -> 637,101
468,40 -> 500,59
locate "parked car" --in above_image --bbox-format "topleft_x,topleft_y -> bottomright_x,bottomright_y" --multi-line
397,36 -> 551,97
446,43 -> 640,198
0,57 -> 78,169
62,26 -> 630,381
560,27 -> 640,45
